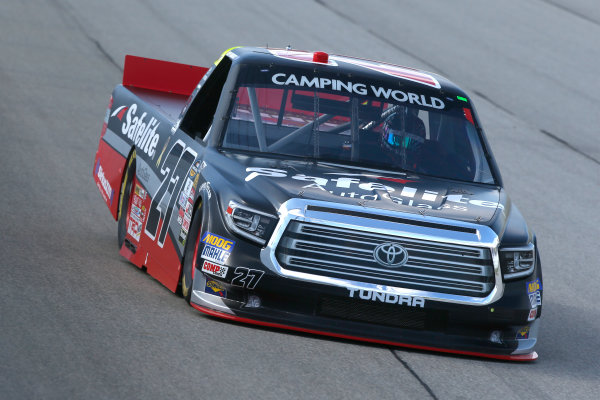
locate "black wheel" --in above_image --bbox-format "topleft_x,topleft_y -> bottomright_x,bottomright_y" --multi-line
117,151 -> 136,248
180,201 -> 203,304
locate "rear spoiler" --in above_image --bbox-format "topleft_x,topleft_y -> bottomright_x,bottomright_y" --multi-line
122,55 -> 209,96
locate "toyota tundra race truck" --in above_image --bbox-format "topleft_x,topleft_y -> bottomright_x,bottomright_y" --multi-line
93,47 -> 542,361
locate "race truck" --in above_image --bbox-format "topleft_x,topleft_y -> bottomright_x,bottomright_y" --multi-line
93,47 -> 542,361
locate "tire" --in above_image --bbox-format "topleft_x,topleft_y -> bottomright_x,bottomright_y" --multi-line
117,151 -> 136,248
180,201 -> 203,304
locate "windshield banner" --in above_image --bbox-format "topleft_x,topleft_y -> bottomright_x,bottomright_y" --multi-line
271,73 -> 445,110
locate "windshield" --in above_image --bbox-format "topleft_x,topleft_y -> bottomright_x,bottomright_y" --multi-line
221,65 -> 495,184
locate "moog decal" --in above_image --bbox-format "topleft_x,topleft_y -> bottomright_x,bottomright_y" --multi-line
201,232 -> 235,264
527,279 -> 542,307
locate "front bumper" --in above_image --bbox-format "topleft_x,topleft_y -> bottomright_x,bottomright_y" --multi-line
193,198 -> 541,361
190,270 -> 540,361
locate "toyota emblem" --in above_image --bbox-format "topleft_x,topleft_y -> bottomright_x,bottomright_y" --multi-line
373,242 -> 409,268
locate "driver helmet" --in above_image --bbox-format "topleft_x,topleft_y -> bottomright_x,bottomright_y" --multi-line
381,107 -> 425,159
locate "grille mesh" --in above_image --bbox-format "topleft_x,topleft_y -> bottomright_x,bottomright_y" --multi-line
275,221 -> 495,297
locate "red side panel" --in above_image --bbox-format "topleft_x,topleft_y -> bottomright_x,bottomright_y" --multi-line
118,176 -> 182,292
123,55 -> 209,96
93,137 -> 127,220
121,229 -> 181,292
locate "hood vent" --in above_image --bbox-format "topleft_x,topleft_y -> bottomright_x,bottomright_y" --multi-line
306,205 -> 477,234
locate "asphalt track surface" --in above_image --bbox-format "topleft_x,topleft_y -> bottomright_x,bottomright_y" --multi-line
1,0 -> 599,399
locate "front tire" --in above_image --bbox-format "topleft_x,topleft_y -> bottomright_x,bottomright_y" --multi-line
180,202 -> 203,304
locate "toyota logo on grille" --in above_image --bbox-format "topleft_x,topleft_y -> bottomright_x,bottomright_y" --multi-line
373,242 -> 409,268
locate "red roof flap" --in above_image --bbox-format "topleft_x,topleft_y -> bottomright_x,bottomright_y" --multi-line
122,55 -> 209,96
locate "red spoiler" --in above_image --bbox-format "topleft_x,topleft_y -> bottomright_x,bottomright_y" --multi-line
122,55 -> 209,96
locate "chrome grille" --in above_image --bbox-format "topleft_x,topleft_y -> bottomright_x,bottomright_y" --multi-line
275,221 -> 495,297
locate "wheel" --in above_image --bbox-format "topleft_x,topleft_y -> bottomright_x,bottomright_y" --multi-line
117,151 -> 136,248
180,201 -> 203,304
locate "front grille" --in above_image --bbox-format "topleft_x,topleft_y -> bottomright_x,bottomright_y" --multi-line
275,221 -> 495,297
318,296 -> 448,331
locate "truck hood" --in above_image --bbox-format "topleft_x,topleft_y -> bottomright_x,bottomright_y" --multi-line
211,151 -> 503,225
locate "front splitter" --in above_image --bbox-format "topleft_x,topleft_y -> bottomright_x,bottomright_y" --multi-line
190,302 -> 538,362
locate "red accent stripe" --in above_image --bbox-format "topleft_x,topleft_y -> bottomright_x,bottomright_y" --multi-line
116,107 -> 128,121
190,303 -> 538,361
123,55 -> 209,96
463,108 -> 474,125
376,176 -> 415,184
100,122 -> 108,138
191,222 -> 202,280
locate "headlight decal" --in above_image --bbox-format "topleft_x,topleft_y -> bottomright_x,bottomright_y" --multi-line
499,243 -> 535,280
224,200 -> 278,245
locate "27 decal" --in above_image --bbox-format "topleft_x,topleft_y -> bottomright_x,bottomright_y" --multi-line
144,140 -> 198,247
231,267 -> 264,290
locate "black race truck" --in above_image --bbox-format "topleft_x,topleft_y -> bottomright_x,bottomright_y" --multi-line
94,47 -> 542,360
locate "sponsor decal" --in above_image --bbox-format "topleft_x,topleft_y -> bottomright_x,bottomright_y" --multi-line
244,168 -> 502,211
177,207 -> 184,225
177,170 -> 201,246
231,267 -> 264,289
131,204 -> 143,220
178,191 -> 187,208
136,164 -> 151,184
201,243 -> 231,264
271,73 -> 444,109
527,278 -> 542,307
201,260 -> 229,279
182,178 -> 194,198
181,214 -> 190,233
515,326 -> 530,340
205,278 -> 226,297
111,105 -> 129,121
127,218 -> 143,242
347,288 -> 425,308
95,159 -> 114,205
134,185 -> 146,200
202,232 -> 235,251
201,232 -> 235,264
184,200 -> 193,218
527,308 -> 537,322
199,181 -> 212,199
119,104 -> 161,158
127,184 -> 147,242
